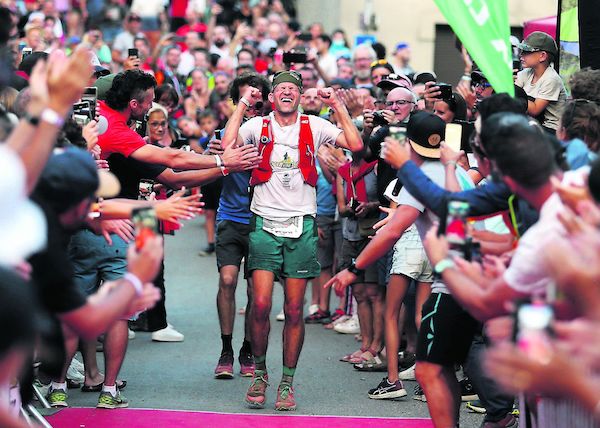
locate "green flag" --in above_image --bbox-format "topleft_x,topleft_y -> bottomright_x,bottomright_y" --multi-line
434,0 -> 514,96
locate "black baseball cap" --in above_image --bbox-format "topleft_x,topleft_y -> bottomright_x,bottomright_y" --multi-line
518,31 -> 558,57
406,111 -> 446,159
37,148 -> 120,212
412,71 -> 437,85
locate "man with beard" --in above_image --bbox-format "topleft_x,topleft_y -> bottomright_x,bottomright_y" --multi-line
69,69 -> 258,408
221,71 -> 363,411
210,25 -> 232,60
352,43 -> 377,88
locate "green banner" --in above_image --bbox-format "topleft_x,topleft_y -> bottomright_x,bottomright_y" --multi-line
434,0 -> 514,96
559,0 -> 580,93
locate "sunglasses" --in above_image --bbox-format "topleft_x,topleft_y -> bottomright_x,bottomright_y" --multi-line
472,81 -> 492,89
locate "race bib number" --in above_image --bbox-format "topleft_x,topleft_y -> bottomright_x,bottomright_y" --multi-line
262,216 -> 303,238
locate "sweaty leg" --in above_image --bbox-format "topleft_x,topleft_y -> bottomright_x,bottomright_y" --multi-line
416,362 -> 461,427
205,209 -> 216,246
217,265 -> 240,337
54,323 -> 79,384
81,339 -> 103,386
103,320 -> 128,388
318,267 -> 333,312
244,276 -> 253,343
250,270 -> 275,366
309,278 -> 319,307
282,278 -> 308,371
365,283 -> 385,352
414,282 -> 431,330
385,275 -> 410,382
353,283 -> 372,350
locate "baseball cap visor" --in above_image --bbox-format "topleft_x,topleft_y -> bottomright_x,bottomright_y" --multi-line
96,169 -> 120,199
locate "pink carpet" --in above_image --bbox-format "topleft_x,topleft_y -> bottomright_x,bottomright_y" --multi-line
46,408 -> 434,428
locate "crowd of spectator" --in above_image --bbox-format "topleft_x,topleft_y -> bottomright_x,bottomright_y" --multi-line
1,1 -> 600,427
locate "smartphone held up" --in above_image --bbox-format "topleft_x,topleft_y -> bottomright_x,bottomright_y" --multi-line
132,207 -> 159,252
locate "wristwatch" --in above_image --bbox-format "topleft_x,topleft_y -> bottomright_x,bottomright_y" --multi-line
434,258 -> 455,276
348,258 -> 364,277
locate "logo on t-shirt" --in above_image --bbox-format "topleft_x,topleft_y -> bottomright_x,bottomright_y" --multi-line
272,152 -> 297,169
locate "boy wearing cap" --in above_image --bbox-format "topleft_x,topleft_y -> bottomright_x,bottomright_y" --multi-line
516,31 -> 567,132
325,111 -> 478,428
221,70 -> 363,411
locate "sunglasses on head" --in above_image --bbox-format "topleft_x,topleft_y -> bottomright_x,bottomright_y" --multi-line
370,59 -> 389,68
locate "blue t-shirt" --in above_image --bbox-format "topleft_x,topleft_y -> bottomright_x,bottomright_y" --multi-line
216,171 -> 252,224
564,138 -> 597,170
316,164 -> 336,216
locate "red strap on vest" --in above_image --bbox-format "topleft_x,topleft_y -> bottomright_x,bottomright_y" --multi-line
249,115 -> 318,187
298,115 -> 318,186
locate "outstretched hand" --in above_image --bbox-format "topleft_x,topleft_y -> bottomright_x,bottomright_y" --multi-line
323,269 -> 356,296
222,144 -> 262,172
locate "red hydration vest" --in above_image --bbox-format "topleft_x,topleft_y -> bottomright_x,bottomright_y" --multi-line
249,115 -> 318,187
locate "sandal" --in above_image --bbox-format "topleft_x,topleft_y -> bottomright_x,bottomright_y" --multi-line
349,350 -> 374,365
340,348 -> 366,363
81,380 -> 127,392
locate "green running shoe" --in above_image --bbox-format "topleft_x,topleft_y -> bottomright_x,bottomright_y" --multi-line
47,388 -> 68,408
97,390 -> 129,409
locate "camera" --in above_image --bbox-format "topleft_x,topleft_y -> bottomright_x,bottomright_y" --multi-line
349,197 -> 360,212
372,111 -> 388,126
128,48 -> 139,58
437,83 -> 453,100
282,50 -> 307,64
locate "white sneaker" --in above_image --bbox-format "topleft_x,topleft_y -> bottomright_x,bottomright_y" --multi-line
151,325 -> 184,342
276,309 -> 285,321
128,329 -> 136,340
399,363 -> 416,381
334,315 -> 360,334
66,360 -> 85,383
308,304 -> 319,315
331,314 -> 350,326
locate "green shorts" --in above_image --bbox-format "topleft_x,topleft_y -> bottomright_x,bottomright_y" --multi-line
248,215 -> 320,279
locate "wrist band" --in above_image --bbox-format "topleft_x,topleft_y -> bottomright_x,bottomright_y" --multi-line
41,108 -> 65,127
214,154 -> 222,167
239,97 -> 250,107
220,166 -> 229,176
124,272 -> 143,296
444,160 -> 458,167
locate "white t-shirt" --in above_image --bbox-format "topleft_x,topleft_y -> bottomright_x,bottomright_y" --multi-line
239,113 -> 342,220
396,161 -> 474,294
503,170 -> 588,297
113,31 -> 145,61
318,53 -> 338,80
516,66 -> 567,130
503,192 -> 564,297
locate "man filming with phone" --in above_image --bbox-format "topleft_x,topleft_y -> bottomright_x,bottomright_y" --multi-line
221,70 -> 363,411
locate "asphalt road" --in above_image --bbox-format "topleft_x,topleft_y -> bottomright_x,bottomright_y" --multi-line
67,218 -> 484,426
